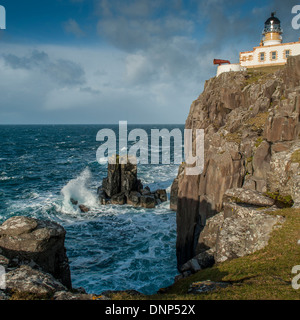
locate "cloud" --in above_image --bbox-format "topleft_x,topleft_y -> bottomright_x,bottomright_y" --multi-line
96,0 -> 195,52
63,19 -> 85,38
2,50 -> 86,87
0,43 -> 204,124
2,0 -> 299,124
97,15 -> 194,52
96,0 -> 161,18
80,86 -> 101,95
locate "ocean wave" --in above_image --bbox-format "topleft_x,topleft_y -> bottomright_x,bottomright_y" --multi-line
0,125 -> 182,295
60,167 -> 99,214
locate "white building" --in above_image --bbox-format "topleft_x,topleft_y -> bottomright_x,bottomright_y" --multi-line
216,63 -> 243,77
216,13 -> 300,76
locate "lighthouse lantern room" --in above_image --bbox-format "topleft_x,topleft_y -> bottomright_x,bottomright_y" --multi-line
262,12 -> 283,46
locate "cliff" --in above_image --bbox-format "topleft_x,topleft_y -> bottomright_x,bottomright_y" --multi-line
174,55 -> 300,270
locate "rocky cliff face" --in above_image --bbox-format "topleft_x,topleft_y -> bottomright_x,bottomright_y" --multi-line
175,55 -> 300,270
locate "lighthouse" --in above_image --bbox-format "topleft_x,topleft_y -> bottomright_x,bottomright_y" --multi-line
240,12 -> 300,69
262,12 -> 283,46
215,12 -> 300,76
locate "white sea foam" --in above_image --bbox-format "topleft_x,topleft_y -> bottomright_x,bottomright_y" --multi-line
0,176 -> 18,181
61,167 -> 98,214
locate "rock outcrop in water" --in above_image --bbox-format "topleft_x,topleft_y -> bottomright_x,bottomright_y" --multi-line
0,216 -> 95,300
98,156 -> 167,208
174,55 -> 300,272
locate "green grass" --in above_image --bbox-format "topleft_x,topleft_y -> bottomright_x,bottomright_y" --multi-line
225,132 -> 242,144
110,208 -> 300,300
245,113 -> 269,132
245,66 -> 285,85
255,137 -> 264,148
265,191 -> 294,208
291,149 -> 300,165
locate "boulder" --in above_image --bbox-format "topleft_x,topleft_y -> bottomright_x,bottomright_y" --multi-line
214,206 -> 284,263
194,249 -> 215,269
111,193 -> 126,205
5,265 -> 67,296
180,249 -> 215,273
140,188 -> 151,196
127,191 -> 141,206
79,205 -> 89,213
155,189 -> 168,202
140,195 -> 156,209
70,198 -> 78,205
196,212 -> 224,254
0,216 -> 71,288
223,188 -> 275,207
0,216 -> 38,236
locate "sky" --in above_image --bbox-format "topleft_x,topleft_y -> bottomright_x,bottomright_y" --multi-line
0,0 -> 299,124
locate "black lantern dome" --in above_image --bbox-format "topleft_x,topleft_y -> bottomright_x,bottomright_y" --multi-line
263,12 -> 282,34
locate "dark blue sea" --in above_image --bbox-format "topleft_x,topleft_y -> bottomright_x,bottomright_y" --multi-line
0,124 -> 184,295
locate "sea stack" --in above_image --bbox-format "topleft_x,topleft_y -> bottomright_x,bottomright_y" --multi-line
98,155 -> 167,208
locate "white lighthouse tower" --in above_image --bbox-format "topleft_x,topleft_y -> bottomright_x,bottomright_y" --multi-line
262,12 -> 283,46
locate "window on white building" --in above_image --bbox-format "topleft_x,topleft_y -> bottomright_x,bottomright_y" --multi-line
271,51 -> 277,60
285,50 -> 290,58
260,52 -> 265,62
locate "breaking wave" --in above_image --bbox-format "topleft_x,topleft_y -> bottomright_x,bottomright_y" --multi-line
61,168 -> 98,214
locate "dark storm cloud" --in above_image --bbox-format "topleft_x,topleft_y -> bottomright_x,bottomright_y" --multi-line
2,50 -> 86,87
96,0 -> 195,52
